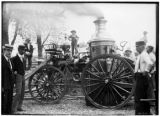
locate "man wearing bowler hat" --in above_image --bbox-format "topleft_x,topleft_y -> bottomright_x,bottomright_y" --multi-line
68,30 -> 79,56
134,39 -> 153,115
11,45 -> 26,113
2,44 -> 14,114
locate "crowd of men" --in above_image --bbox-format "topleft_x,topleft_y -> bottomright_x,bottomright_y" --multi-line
2,30 -> 157,115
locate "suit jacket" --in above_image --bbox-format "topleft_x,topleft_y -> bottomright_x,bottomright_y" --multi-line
11,55 -> 25,76
2,55 -> 14,90
24,43 -> 33,57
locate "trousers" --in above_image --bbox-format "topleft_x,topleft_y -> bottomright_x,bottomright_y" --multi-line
2,89 -> 13,114
71,42 -> 78,56
26,56 -> 32,70
12,74 -> 25,112
134,73 -> 151,115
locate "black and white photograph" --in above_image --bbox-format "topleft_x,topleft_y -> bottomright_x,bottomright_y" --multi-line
1,1 -> 159,115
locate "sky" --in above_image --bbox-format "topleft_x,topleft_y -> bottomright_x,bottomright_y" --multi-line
6,2 -> 157,55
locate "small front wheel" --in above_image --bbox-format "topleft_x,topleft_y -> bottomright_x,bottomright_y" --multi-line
28,65 -> 67,104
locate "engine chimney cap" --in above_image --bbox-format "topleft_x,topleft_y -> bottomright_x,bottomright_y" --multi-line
71,30 -> 76,33
97,17 -> 105,19
94,17 -> 107,24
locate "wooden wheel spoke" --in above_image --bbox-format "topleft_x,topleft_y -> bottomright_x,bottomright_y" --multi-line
86,70 -> 101,78
36,79 -> 45,84
30,88 -> 38,93
90,64 -> 100,74
108,85 -> 118,104
35,86 -> 44,93
116,74 -> 133,79
97,59 -> 105,74
53,76 -> 64,82
42,90 -> 48,98
50,83 -> 65,86
35,89 -> 44,98
120,72 -> 133,78
92,84 -> 106,100
43,89 -> 49,100
110,58 -> 115,73
85,77 -> 103,81
113,67 -> 129,79
105,59 -> 108,73
51,72 -> 62,79
87,84 -> 103,95
85,82 -> 103,87
40,72 -> 48,80
113,84 -> 130,94
112,61 -> 122,76
113,81 -> 133,88
46,90 -> 50,100
34,93 -> 41,98
116,61 -> 125,74
114,63 -> 125,77
53,89 -> 60,97
32,74 -> 40,81
114,75 -> 133,80
50,88 -> 56,98
112,86 -> 125,100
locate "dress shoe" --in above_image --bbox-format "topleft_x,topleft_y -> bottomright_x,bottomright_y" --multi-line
17,108 -> 25,111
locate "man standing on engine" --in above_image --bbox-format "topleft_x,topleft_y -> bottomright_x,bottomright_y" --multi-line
68,30 -> 79,56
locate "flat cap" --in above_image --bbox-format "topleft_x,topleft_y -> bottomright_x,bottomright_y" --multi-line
3,44 -> 13,50
136,41 -> 146,47
18,45 -> 25,50
125,47 -> 132,52
71,30 -> 76,33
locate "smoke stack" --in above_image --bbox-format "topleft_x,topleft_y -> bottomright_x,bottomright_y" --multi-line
92,17 -> 114,42
89,17 -> 115,58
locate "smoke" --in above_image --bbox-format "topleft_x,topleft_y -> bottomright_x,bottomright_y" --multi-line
6,3 -> 103,22
62,3 -> 104,18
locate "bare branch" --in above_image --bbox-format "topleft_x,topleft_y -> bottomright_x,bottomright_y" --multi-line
41,29 -> 51,46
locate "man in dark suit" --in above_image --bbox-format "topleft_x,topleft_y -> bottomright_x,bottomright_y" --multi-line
2,44 -> 14,115
11,45 -> 26,113
24,38 -> 33,70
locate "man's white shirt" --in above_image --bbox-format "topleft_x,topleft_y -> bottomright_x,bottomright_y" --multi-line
148,52 -> 156,64
135,50 -> 152,73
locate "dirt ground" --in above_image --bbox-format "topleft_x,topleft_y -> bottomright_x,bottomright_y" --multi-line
15,97 -> 134,115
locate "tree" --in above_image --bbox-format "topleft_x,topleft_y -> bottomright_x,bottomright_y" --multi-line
11,19 -> 20,45
4,3 -> 67,58
2,3 -> 10,45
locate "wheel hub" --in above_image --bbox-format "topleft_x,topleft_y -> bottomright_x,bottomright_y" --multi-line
46,83 -> 49,86
105,79 -> 109,84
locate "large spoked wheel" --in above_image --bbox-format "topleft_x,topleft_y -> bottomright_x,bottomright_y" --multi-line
82,54 -> 135,109
28,65 -> 67,104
